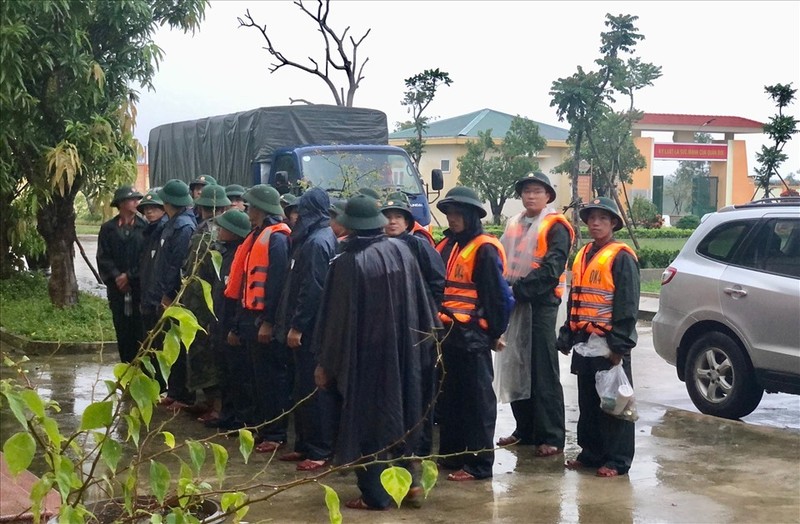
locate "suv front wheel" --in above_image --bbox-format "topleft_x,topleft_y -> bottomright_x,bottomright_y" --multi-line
684,332 -> 764,419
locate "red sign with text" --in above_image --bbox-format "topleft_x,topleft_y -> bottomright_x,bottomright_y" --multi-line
653,143 -> 728,161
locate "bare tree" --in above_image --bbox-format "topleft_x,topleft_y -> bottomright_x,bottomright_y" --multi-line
238,0 -> 370,106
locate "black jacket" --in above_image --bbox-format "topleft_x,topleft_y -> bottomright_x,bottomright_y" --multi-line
145,208 -> 196,306
139,214 -> 168,313
396,231 -> 446,307
97,214 -> 147,301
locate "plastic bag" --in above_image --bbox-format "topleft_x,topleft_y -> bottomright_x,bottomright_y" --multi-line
595,364 -> 638,422
493,302 -> 532,404
573,333 -> 611,358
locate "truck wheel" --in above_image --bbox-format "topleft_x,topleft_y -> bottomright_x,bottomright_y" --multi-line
684,332 -> 763,420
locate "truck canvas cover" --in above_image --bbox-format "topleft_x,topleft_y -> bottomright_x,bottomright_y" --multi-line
148,105 -> 388,187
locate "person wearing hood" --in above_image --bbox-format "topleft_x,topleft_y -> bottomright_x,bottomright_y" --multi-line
280,193 -> 300,229
328,199 -> 350,244
434,186 -> 514,482
97,185 -> 147,363
494,172 -> 575,458
313,194 -> 439,510
189,174 -> 217,223
275,187 -> 337,471
148,179 -> 198,408
224,184 -> 292,453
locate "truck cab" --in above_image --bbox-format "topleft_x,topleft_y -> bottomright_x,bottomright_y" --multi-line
261,144 -> 441,227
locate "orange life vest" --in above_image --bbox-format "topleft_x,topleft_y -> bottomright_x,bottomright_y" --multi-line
411,222 -> 435,247
436,234 -> 507,330
224,222 -> 291,311
504,213 -> 574,298
568,241 -> 637,335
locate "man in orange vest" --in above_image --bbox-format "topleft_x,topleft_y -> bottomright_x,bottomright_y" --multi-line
435,186 -> 514,482
224,184 -> 292,453
557,197 -> 640,477
495,172 -> 574,457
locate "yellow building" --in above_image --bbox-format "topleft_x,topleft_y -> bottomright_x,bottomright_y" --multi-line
388,108 -> 570,225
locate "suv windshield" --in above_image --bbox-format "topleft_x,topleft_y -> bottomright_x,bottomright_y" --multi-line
296,149 -> 422,195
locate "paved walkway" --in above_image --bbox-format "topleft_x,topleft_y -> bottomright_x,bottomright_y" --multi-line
0,453 -> 60,522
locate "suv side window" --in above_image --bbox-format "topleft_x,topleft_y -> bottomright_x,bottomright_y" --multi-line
737,218 -> 800,278
697,220 -> 755,262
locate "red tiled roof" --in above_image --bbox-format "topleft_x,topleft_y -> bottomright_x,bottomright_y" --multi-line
637,113 -> 763,129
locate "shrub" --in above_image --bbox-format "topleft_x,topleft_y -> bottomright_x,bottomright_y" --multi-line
676,215 -> 701,230
636,247 -> 681,268
629,196 -> 663,229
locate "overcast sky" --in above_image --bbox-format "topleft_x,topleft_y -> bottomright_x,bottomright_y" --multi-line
135,0 -> 800,178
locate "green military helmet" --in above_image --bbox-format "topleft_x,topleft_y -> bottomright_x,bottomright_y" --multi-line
111,185 -> 143,207
381,191 -> 415,226
436,185 -> 487,218
337,194 -> 388,231
215,209 -> 252,238
136,189 -> 164,212
195,184 -> 232,208
280,193 -> 298,211
189,174 -> 217,191
243,184 -> 283,216
329,198 -> 347,217
357,187 -> 381,200
514,172 -> 556,203
157,179 -> 193,207
579,196 -> 625,231
225,184 -> 246,198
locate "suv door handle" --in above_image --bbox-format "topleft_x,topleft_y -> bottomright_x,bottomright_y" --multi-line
723,287 -> 748,298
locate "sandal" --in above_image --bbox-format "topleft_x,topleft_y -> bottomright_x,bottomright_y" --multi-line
564,459 -> 585,470
534,445 -> 563,457
447,469 -> 477,482
596,466 -> 620,478
254,440 -> 284,453
344,498 -> 389,511
496,435 -> 520,446
279,451 -> 306,462
403,486 -> 424,508
296,459 -> 329,471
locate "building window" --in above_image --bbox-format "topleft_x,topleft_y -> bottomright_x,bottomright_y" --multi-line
440,159 -> 451,173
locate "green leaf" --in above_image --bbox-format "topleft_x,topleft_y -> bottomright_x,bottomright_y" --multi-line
210,250 -> 222,279
101,437 -> 122,472
320,484 -> 342,524
129,374 -> 159,427
163,325 -> 181,365
30,475 -> 54,522
54,455 -> 77,502
199,278 -> 216,318
238,429 -> 254,464
3,390 -> 28,427
113,362 -> 134,387
3,432 -> 36,475
380,466 -> 412,508
20,389 -> 45,418
149,460 -> 171,504
155,352 -> 172,385
124,412 -> 141,447
421,459 -> 439,497
42,416 -> 62,448
162,431 -> 175,449
80,401 -> 113,430
163,306 -> 204,350
221,491 -> 248,520
186,440 -> 206,476
209,442 -> 228,485
150,515 -> 163,524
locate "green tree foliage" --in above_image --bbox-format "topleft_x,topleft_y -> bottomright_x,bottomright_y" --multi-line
753,83 -> 798,198
665,133 -> 711,214
628,196 -> 662,229
400,69 -> 453,168
457,116 -> 546,224
550,13 -> 661,248
0,0 -> 208,305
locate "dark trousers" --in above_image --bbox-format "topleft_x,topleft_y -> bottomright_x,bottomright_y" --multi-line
575,357 -> 635,474
166,341 -> 194,404
217,341 -> 253,429
291,344 -> 335,460
108,294 -> 143,363
246,338 -> 291,442
509,304 -> 565,448
141,310 -> 166,392
437,340 -> 496,478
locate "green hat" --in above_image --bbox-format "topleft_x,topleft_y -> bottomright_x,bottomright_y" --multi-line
579,196 -> 625,231
195,184 -> 232,208
381,192 -> 414,226
189,174 -> 217,190
225,184 -> 246,198
158,179 -> 193,207
111,185 -> 143,207
329,198 -> 347,217
514,172 -> 556,203
243,184 -> 283,215
337,194 -> 388,231
357,187 -> 381,200
280,193 -> 298,210
436,186 -> 487,218
215,209 -> 252,238
136,189 -> 163,212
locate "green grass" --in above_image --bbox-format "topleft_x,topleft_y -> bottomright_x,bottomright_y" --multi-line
641,280 -> 663,294
620,238 -> 687,251
0,272 -> 114,342
76,223 -> 101,235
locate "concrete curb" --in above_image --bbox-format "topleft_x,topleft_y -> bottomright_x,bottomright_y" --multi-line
0,327 -> 116,356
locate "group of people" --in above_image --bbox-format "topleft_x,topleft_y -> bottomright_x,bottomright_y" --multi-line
96,170 -> 639,510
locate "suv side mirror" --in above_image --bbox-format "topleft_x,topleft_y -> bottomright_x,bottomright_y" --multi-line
275,171 -> 289,193
431,169 -> 444,191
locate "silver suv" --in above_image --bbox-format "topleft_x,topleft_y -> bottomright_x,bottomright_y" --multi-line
653,197 -> 800,419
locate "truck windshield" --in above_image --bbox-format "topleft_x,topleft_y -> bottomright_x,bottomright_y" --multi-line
298,149 -> 422,195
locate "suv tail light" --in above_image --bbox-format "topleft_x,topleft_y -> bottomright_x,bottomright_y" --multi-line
661,267 -> 677,286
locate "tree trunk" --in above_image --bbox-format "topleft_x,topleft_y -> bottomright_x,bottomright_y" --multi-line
0,192 -> 18,278
37,191 -> 79,307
